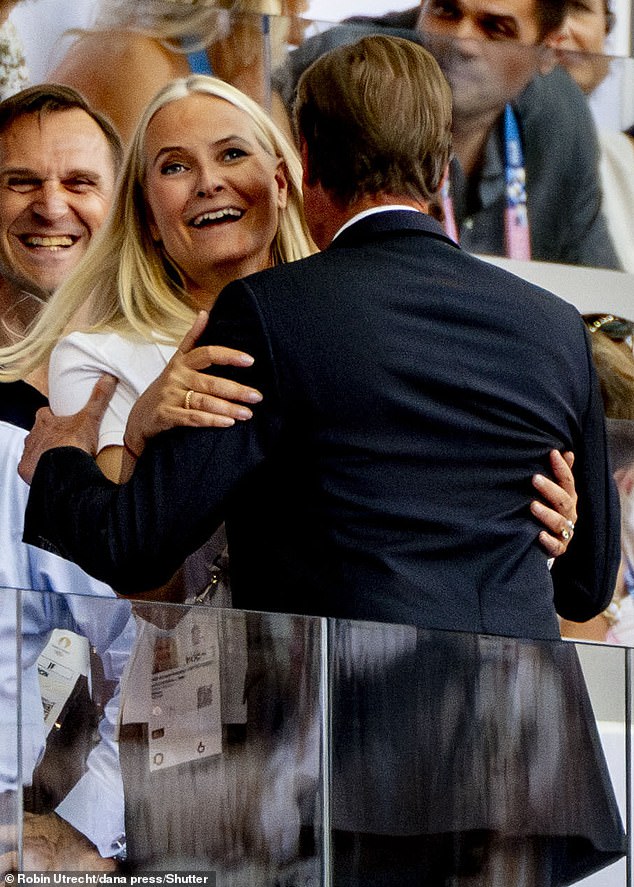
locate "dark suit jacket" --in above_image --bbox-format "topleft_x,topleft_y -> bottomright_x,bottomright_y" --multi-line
24,211 -> 619,640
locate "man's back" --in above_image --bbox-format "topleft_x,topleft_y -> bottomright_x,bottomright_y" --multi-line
203,212 -> 617,638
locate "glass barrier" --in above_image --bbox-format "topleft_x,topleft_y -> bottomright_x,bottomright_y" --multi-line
4,587 -> 325,884
0,586 -> 630,885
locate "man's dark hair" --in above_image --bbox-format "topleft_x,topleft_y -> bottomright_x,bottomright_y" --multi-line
535,0 -> 570,39
0,84 -> 123,172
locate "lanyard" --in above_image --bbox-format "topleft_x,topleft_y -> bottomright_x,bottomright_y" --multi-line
441,103 -> 531,261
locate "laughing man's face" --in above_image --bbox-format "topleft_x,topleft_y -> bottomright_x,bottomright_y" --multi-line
0,108 -> 115,297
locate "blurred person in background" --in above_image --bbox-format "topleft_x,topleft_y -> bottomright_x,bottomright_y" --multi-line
273,0 -> 621,268
557,0 -> 634,271
561,314 -> 634,643
49,0 -> 309,143
0,1 -> 29,100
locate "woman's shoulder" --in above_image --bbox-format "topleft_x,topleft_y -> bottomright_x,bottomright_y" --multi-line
53,328 -> 131,358
52,29 -> 180,76
51,330 -> 176,384
54,328 -> 167,359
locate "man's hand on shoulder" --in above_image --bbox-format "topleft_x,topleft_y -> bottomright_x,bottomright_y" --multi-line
19,374 -> 117,486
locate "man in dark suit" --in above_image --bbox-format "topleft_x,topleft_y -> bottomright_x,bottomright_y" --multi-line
18,35 -> 623,884
20,36 -> 615,641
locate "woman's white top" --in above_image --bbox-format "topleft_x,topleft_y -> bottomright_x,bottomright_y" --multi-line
49,330 -> 176,453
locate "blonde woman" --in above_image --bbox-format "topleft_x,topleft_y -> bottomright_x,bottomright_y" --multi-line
0,74 -> 313,485
49,0 -> 307,142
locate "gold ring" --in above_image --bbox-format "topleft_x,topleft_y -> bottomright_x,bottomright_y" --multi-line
561,527 -> 571,541
185,389 -> 194,410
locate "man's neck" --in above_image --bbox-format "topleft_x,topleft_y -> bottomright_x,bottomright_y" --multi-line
312,192 -> 429,250
451,109 -> 500,179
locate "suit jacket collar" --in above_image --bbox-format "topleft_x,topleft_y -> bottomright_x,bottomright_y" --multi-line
327,209 -> 458,250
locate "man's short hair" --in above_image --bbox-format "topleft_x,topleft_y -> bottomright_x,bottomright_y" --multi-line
535,0 -> 569,39
0,84 -> 123,172
295,35 -> 452,207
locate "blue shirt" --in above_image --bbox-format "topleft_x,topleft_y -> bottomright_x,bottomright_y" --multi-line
0,419 -> 135,855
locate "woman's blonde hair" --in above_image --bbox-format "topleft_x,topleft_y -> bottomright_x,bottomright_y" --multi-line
93,0 -> 285,45
584,314 -> 634,420
81,0 -> 293,76
0,75 -> 313,382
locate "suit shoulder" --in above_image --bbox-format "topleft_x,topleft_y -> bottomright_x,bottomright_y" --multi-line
237,251 -> 327,292
464,252 -> 582,315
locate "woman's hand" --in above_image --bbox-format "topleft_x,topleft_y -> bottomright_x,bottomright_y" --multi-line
124,311 -> 263,459
530,450 -> 578,558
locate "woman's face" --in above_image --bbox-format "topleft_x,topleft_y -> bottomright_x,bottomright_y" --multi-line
143,93 -> 288,300
558,0 -> 612,94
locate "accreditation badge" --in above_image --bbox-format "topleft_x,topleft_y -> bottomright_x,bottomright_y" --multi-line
37,628 -> 90,734
147,609 -> 222,771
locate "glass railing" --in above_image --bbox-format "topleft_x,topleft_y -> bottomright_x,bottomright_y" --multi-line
1,585 -> 630,885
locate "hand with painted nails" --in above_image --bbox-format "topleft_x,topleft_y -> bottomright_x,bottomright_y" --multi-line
531,450 -> 578,558
123,310 -> 263,462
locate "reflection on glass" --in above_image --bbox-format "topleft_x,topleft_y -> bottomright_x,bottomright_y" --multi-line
329,621 -> 626,886
118,604 -> 323,883
6,590 -> 322,882
4,590 -> 630,884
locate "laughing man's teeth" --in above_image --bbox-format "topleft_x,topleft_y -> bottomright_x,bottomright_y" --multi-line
24,235 -> 74,248
191,208 -> 242,227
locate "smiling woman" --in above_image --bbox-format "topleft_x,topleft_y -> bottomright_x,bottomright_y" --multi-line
143,92 -> 289,306
0,74 -> 313,482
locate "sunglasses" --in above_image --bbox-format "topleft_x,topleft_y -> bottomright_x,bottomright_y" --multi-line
584,314 -> 634,347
